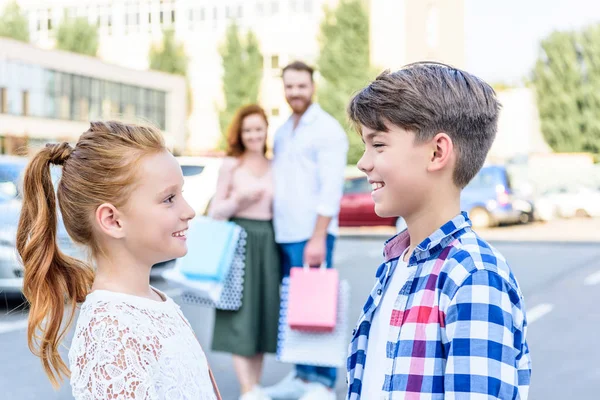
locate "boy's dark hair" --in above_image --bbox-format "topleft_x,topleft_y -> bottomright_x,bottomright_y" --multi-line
348,62 -> 501,188
282,61 -> 314,81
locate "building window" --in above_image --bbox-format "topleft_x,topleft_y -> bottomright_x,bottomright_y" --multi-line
22,91 -> 29,116
238,5 -> 243,18
171,10 -> 175,23
304,0 -> 312,13
213,7 -> 218,20
0,88 -> 7,113
289,0 -> 297,11
271,1 -> 279,14
256,2 -> 264,16
271,55 -> 279,69
271,108 -> 279,117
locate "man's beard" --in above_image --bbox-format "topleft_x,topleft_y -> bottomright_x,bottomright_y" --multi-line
288,97 -> 311,114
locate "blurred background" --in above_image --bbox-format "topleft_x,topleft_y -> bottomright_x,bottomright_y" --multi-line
0,0 -> 599,399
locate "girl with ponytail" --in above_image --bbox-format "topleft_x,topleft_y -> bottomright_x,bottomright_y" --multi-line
17,121 -> 221,399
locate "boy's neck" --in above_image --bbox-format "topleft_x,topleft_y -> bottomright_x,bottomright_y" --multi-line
403,193 -> 461,261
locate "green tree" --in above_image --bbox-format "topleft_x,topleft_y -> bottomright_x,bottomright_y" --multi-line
56,17 -> 99,56
317,0 -> 374,165
0,1 -> 29,42
218,22 -> 263,149
149,29 -> 192,116
150,29 -> 188,76
533,25 -> 600,155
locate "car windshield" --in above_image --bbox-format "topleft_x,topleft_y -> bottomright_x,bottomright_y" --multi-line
344,177 -> 371,194
0,161 -> 62,199
181,165 -> 205,177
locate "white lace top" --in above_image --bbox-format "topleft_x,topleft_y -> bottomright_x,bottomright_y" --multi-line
68,288 -> 217,400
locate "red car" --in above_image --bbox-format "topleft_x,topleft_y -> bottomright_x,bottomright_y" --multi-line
339,176 -> 397,227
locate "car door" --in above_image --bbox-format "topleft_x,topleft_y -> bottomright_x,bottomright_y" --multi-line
340,178 -> 361,226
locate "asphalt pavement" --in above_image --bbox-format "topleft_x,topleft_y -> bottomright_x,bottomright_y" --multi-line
1,237 -> 599,399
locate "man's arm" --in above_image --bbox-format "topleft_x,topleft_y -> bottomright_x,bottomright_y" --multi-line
443,269 -> 531,399
303,122 -> 348,267
303,215 -> 331,266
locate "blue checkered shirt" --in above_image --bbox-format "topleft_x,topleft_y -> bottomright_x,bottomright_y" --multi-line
346,212 -> 531,399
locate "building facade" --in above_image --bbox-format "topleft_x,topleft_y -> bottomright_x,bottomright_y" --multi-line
0,37 -> 186,154
5,0 -> 465,152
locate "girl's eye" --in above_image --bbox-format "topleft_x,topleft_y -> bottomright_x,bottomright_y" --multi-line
373,143 -> 385,148
164,195 -> 175,204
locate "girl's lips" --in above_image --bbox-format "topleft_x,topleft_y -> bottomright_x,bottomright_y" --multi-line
172,229 -> 188,240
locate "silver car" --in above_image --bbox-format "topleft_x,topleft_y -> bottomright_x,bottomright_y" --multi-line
0,156 -> 82,294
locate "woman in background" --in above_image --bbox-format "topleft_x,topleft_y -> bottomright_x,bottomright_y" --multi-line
209,105 -> 280,400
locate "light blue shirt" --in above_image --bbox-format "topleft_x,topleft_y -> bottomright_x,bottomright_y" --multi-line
273,104 -> 349,243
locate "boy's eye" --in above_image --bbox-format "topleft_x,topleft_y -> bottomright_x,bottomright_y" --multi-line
373,143 -> 385,148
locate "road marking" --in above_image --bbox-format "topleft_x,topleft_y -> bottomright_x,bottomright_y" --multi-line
163,288 -> 184,298
584,270 -> 600,286
0,318 -> 28,335
527,303 -> 554,324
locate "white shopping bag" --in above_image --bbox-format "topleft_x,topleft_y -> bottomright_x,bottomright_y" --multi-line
276,277 -> 350,368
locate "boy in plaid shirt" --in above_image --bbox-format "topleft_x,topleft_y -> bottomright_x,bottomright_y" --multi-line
345,63 -> 531,399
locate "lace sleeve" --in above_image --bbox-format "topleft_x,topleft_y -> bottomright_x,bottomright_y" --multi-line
69,305 -> 160,400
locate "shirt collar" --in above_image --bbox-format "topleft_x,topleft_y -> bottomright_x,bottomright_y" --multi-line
383,212 -> 472,262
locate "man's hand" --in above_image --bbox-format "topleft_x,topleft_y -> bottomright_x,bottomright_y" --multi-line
303,235 -> 327,267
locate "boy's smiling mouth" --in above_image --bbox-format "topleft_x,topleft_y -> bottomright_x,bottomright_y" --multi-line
369,180 -> 385,191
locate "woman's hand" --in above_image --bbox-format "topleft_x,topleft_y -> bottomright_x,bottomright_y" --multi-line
235,188 -> 265,210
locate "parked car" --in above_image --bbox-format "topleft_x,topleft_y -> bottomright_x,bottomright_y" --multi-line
461,165 -> 522,228
0,156 -> 85,294
535,185 -> 600,219
176,156 -> 223,215
339,176 -> 397,227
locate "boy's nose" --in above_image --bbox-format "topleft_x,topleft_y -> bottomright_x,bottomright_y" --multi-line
357,153 -> 371,173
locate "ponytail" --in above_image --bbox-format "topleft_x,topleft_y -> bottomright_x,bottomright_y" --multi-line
16,142 -> 94,388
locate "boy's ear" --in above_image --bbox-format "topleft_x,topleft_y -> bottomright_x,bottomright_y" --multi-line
427,132 -> 454,173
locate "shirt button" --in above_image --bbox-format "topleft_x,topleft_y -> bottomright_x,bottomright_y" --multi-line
377,289 -> 382,295
352,328 -> 357,336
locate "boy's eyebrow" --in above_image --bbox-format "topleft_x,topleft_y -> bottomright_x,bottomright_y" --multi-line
364,131 -> 382,142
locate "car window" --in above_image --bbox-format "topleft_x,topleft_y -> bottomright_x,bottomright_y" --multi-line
0,164 -> 22,198
181,165 -> 205,177
465,168 -> 499,190
344,177 -> 371,194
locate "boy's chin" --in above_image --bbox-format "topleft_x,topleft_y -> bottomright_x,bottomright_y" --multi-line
374,204 -> 395,218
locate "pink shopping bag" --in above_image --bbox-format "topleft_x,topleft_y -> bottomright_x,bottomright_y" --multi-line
287,264 -> 339,332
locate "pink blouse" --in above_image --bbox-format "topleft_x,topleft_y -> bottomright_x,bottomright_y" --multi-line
208,157 -> 274,221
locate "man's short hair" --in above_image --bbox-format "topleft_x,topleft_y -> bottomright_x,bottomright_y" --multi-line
348,62 -> 501,188
282,61 -> 314,81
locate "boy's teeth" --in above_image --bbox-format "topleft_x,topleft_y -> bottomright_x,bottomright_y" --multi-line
173,230 -> 187,237
372,182 -> 384,190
